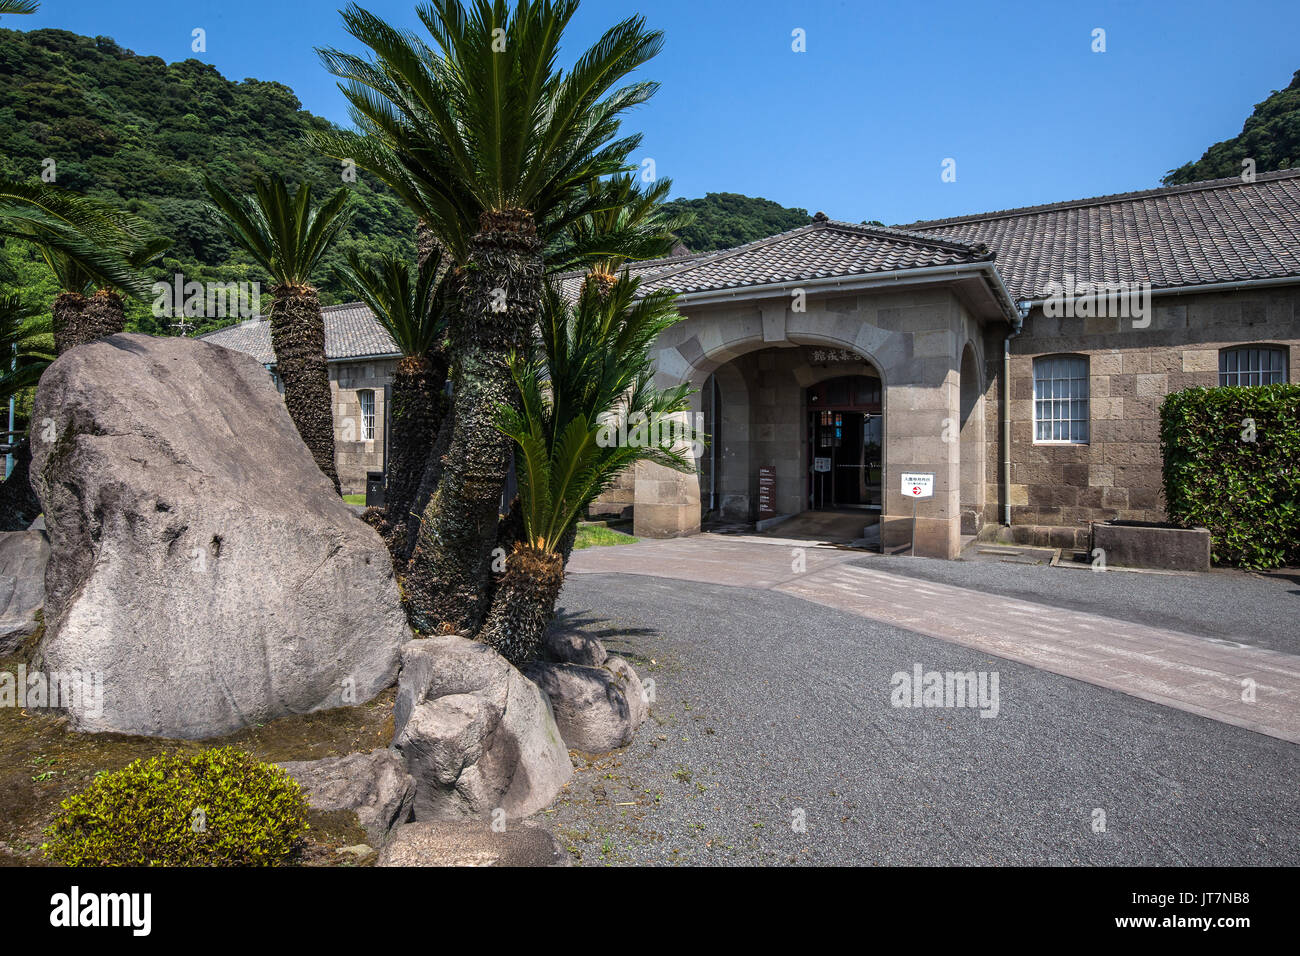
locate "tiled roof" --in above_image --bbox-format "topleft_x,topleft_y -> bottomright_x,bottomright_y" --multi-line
202,172 -> 1300,365
897,169 -> 1300,300
199,302 -> 400,363
555,219 -> 994,300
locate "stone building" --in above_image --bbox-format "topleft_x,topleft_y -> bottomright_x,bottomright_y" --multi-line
202,170 -> 1300,556
566,169 -> 1300,557
200,303 -> 399,495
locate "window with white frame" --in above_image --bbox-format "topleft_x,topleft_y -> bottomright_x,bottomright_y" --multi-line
1219,346 -> 1287,386
358,389 -> 376,441
1033,355 -> 1089,443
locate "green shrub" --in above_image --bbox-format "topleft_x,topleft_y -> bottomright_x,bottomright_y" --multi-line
43,747 -> 309,866
1160,384 -> 1300,570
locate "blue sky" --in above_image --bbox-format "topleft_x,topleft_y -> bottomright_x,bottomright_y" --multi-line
8,0 -> 1300,224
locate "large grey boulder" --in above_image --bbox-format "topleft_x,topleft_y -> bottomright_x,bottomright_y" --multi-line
0,530 -> 49,655
279,749 -> 415,847
28,333 -> 408,737
394,635 -> 572,822
523,654 -> 648,754
377,820 -> 570,867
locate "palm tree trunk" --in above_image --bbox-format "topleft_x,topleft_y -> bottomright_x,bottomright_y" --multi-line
52,288 -> 125,355
401,399 -> 454,562
416,218 -> 442,272
404,209 -> 541,633
479,545 -> 565,666
384,354 -> 445,529
268,284 -> 340,494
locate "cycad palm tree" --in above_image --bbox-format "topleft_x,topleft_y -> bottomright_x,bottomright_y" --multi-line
317,0 -> 665,634
480,276 -> 698,664
42,234 -> 170,354
2,179 -> 167,353
205,175 -> 351,493
335,248 -> 454,537
0,294 -> 54,401
550,174 -> 695,296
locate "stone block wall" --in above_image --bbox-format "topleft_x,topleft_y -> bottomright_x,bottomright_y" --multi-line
1003,288 -> 1299,543
330,359 -> 397,495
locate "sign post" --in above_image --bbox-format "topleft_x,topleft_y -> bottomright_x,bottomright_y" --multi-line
900,472 -> 935,556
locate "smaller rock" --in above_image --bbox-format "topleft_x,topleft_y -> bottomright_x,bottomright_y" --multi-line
543,629 -> 607,667
376,820 -> 570,867
336,844 -> 376,861
393,636 -> 573,821
0,530 -> 49,655
279,749 -> 415,847
605,655 -> 648,728
523,655 -> 648,754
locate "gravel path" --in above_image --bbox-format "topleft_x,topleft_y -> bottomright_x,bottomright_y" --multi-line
542,572 -> 1300,866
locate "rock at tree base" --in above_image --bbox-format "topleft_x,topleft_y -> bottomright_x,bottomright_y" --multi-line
542,629 -> 607,667
29,333 -> 408,738
279,749 -> 415,846
0,530 -> 49,655
376,820 -> 570,867
393,635 -> 573,821
523,653 -> 647,754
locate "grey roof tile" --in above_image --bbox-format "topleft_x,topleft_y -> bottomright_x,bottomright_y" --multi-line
202,172 -> 1300,365
897,168 -> 1300,299
199,302 -> 399,363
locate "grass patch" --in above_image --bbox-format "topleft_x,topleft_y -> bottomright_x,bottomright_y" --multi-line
575,524 -> 639,550
342,494 -> 367,506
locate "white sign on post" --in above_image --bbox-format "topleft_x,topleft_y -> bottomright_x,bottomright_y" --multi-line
901,472 -> 935,499
813,457 -> 831,473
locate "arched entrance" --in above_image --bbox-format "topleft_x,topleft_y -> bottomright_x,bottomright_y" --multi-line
806,375 -> 883,511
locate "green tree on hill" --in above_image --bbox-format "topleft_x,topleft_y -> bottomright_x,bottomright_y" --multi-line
660,192 -> 812,252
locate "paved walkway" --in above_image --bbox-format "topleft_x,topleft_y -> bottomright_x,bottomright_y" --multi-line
568,535 -> 1300,745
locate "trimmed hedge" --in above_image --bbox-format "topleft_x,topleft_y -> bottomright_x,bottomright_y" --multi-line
1160,384 -> 1300,570
43,748 -> 309,866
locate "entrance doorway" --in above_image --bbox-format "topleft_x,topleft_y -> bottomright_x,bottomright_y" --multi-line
807,375 -> 883,510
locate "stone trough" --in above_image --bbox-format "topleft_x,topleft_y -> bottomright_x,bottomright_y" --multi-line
1090,520 -> 1212,572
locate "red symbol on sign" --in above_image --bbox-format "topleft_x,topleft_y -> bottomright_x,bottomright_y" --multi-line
912,487 -> 921,494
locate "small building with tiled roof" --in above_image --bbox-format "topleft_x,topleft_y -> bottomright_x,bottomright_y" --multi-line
204,171 -> 1300,554
201,303 -> 402,495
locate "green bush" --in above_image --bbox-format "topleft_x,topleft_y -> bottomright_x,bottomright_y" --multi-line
43,747 -> 309,866
1160,384 -> 1300,570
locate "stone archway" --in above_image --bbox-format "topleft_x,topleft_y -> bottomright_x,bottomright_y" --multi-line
634,290 -> 970,558
643,334 -> 888,529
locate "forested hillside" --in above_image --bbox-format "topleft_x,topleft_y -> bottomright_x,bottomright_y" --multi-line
0,27 -> 416,334
0,27 -> 821,333
1163,68 -> 1299,184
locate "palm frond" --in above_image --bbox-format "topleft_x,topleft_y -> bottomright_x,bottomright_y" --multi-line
334,247 -> 453,358
320,0 -> 663,255
205,174 -> 351,288
0,179 -> 167,299
494,274 -> 703,553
